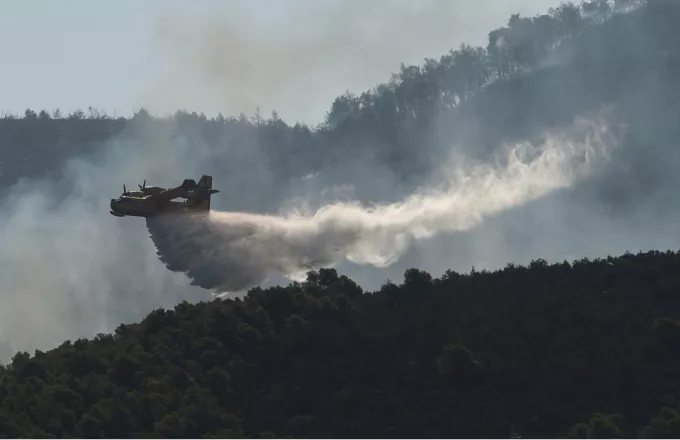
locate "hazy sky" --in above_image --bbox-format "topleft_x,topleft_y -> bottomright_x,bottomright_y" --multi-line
1,0 -> 561,125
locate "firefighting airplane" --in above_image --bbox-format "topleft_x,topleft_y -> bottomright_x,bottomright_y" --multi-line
110,175 -> 219,218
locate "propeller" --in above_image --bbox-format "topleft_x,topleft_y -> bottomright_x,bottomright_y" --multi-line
123,184 -> 127,195
138,179 -> 146,192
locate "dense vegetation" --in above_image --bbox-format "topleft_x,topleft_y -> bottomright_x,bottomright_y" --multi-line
5,0 -> 680,437
2,251 -> 680,437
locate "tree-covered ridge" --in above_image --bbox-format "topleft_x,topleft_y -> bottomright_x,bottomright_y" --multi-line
325,0 -> 638,127
0,0 -> 656,201
1,249 -> 680,438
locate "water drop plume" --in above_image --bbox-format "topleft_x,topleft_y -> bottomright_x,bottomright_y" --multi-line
146,112 -> 621,293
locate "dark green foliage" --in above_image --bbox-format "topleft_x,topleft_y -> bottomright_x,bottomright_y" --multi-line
641,407 -> 680,438
567,413 -> 626,438
0,250 -> 680,437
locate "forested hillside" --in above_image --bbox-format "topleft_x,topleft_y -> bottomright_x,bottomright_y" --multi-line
2,251 -> 680,438
4,0 -> 680,437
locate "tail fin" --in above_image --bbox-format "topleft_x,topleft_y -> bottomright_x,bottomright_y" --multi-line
196,175 -> 213,211
198,175 -> 212,189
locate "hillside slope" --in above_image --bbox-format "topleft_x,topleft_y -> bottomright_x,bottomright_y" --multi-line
2,250 -> 680,438
4,3 -> 680,437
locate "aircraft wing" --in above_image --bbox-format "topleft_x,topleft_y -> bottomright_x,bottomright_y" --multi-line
140,187 -> 183,203
159,187 -> 185,200
136,176 -> 215,203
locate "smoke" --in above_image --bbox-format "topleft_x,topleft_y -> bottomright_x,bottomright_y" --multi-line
147,0 -> 561,124
146,112 -> 619,293
0,123 -> 216,360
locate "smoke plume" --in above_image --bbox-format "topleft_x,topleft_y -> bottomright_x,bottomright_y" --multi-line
148,0 -> 559,124
146,113 -> 619,293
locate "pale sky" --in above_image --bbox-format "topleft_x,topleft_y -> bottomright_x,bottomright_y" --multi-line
0,0 -> 561,125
